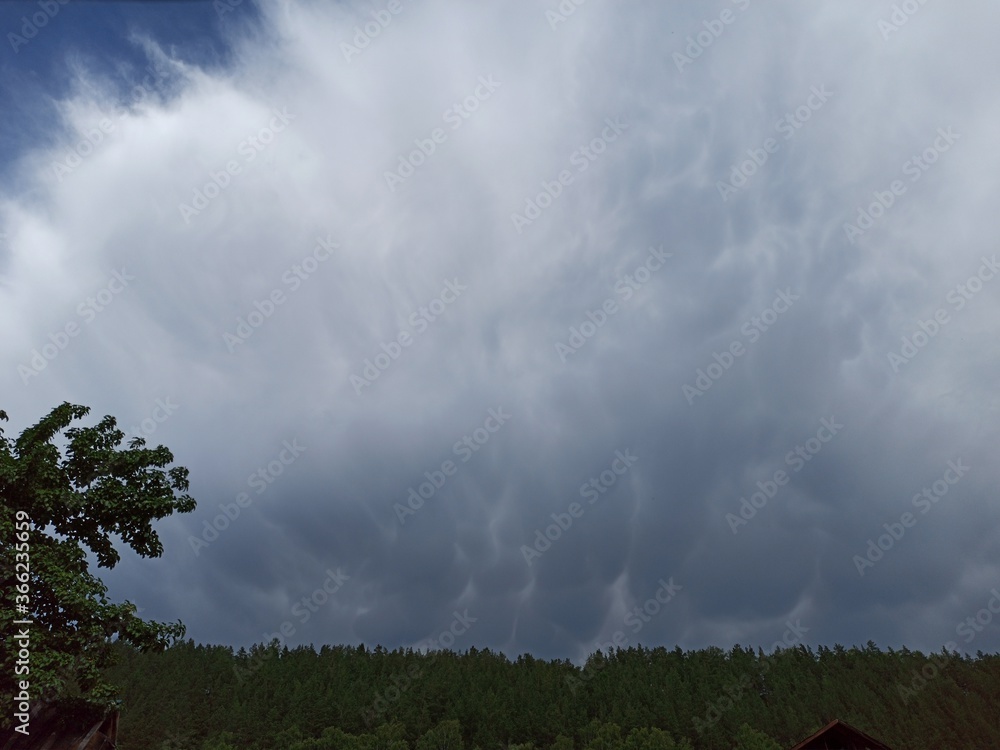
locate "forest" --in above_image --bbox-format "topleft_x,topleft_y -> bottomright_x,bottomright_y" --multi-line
104,640 -> 1000,750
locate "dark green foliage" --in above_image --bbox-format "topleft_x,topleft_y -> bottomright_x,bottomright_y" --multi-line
0,403 -> 195,725
101,641 -> 1000,750
730,724 -> 781,750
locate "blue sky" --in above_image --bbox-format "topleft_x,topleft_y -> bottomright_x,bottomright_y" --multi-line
2,0 -> 999,663
0,0 -> 253,176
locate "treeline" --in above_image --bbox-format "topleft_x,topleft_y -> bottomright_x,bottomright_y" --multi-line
103,641 -> 1000,750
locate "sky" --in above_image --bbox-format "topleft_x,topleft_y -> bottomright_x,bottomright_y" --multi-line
2,0 -> 999,663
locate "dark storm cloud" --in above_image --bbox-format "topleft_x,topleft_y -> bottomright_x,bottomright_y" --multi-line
2,0 -> 999,663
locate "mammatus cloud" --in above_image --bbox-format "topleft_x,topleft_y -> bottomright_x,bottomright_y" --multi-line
1,0 -> 999,662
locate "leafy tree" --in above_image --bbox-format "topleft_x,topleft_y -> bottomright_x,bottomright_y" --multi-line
373,721 -> 411,750
290,726 -> 362,750
0,403 -> 195,723
623,727 -> 678,750
584,722 -> 623,750
416,720 -> 463,750
731,723 -> 781,750
202,732 -> 240,750
98,639 -> 1000,750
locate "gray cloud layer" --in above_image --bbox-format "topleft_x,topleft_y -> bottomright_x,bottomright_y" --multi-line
3,0 -> 999,661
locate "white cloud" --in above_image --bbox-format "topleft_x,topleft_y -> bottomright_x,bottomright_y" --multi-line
2,0 -> 999,658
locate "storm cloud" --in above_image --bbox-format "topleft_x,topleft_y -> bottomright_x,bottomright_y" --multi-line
2,0 -> 999,662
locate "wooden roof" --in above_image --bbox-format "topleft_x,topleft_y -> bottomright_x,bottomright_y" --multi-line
0,703 -> 117,750
789,718 -> 893,750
